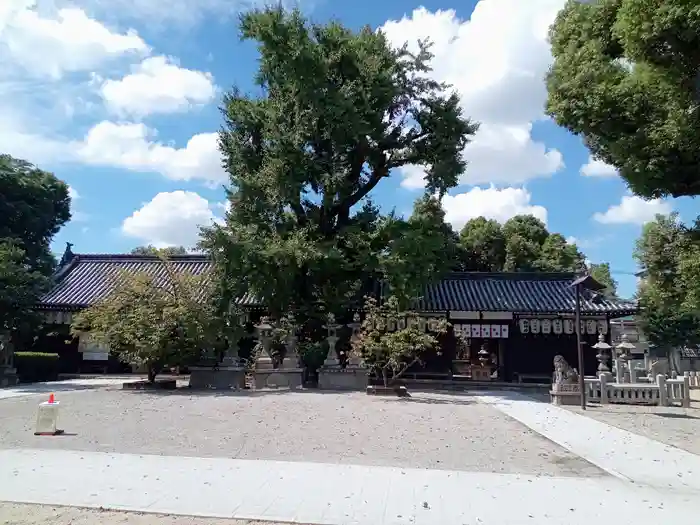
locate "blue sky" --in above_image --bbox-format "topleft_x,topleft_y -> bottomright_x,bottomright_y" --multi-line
1,0 -> 697,298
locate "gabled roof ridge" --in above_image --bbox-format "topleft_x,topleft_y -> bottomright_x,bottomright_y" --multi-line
72,253 -> 209,261
445,271 -> 577,281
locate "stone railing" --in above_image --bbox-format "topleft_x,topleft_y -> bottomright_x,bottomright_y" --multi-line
584,374 -> 690,407
687,371 -> 700,389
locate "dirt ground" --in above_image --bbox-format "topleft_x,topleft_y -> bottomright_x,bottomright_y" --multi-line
0,502 -> 302,525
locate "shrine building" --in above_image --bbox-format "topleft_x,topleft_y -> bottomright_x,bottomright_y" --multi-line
36,250 -> 637,381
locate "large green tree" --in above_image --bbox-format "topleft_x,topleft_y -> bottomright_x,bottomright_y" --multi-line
379,195 -> 461,307
457,215 -> 586,273
0,155 -> 71,337
635,213 -> 700,351
546,0 -> 700,198
588,262 -> 618,299
131,245 -> 188,257
201,8 -> 476,334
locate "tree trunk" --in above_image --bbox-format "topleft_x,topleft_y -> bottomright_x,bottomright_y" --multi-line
147,364 -> 158,383
382,368 -> 389,387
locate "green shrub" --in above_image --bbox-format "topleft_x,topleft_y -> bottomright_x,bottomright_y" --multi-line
13,352 -> 60,383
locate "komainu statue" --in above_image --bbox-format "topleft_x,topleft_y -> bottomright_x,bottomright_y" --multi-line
553,355 -> 579,385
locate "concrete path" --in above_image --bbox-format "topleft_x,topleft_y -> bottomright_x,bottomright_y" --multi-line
477,392 -> 700,493
0,448 -> 697,525
0,378 -> 130,401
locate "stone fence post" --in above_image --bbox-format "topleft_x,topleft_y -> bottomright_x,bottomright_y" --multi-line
599,373 -> 609,404
657,374 -> 668,406
682,374 -> 691,408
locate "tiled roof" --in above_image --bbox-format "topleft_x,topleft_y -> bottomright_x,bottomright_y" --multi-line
413,272 -> 637,316
40,257 -> 636,317
39,254 -> 259,309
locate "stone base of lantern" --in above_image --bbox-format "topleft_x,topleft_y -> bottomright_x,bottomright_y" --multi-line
255,356 -> 275,370
0,366 -> 18,387
254,368 -> 304,389
549,383 -> 582,406
188,366 -> 246,390
318,365 -> 368,391
471,365 -> 492,381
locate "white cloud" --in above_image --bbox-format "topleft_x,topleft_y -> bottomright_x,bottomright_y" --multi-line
73,121 -> 226,185
121,191 -> 221,248
399,164 -> 429,190
66,185 -> 90,221
0,2 -> 148,79
68,0 -> 268,28
580,155 -> 618,177
99,56 -> 216,117
441,186 -> 548,230
381,2 -> 567,189
592,196 -> 672,225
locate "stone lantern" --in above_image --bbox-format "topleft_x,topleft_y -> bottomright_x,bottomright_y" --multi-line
615,333 -> 636,383
323,313 -> 341,367
255,317 -> 275,370
346,312 -> 363,367
591,333 -> 612,373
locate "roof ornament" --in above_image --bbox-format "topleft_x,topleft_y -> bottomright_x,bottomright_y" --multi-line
59,242 -> 74,266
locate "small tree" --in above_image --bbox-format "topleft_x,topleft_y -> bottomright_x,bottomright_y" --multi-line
353,296 -> 448,387
71,262 -> 228,382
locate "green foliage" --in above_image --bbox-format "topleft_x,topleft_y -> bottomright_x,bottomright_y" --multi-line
0,242 -> 49,334
379,195 -> 461,308
457,217 -> 505,271
14,352 -> 59,383
546,0 -> 700,198
634,213 -> 700,350
588,262 -> 618,299
131,245 -> 188,257
457,214 -> 586,273
297,339 -> 327,372
0,154 -> 71,338
353,296 -> 448,386
71,261 -> 239,381
0,154 -> 71,272
201,7 -> 477,334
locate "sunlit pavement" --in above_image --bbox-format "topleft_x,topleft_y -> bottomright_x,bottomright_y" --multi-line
0,448 -> 697,525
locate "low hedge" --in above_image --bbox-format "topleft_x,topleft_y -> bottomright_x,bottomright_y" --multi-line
14,352 -> 60,383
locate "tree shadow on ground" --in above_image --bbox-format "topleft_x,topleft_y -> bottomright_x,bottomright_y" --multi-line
653,411 -> 700,420
384,396 -> 476,406
120,386 -> 358,398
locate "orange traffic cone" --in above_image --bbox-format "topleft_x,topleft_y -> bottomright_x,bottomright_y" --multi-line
48,393 -> 55,404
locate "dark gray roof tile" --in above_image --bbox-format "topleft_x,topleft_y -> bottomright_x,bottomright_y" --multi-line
414,273 -> 636,315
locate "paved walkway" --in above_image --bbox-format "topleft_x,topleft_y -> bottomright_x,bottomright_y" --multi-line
0,378 -> 127,401
477,392 -> 700,493
0,448 -> 697,525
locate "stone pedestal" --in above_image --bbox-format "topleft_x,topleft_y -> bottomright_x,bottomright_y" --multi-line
550,383 -> 582,406
471,365 -> 492,381
188,366 -> 246,390
283,334 -> 300,368
318,365 -> 368,390
323,336 -> 339,367
254,369 -> 303,389
0,367 -> 18,387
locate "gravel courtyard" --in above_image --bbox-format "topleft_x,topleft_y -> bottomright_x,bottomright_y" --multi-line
0,387 -> 603,477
